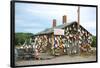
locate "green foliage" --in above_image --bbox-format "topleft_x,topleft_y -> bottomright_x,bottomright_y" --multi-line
15,33 -> 33,46
91,36 -> 96,47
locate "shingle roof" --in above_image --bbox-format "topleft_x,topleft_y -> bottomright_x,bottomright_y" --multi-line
35,21 -> 76,35
55,21 -> 75,29
34,21 -> 92,36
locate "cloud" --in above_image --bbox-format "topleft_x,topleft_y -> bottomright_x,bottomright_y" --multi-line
15,3 -> 96,35
25,4 -> 78,23
80,7 -> 96,22
80,21 -> 96,35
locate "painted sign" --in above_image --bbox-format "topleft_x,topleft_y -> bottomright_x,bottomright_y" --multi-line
54,29 -> 64,35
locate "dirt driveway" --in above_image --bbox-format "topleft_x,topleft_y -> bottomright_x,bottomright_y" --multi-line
15,55 -> 96,66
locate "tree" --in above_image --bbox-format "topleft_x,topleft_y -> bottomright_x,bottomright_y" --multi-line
15,33 -> 33,46
91,36 -> 96,47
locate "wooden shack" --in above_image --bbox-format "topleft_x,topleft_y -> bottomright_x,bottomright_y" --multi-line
32,16 -> 93,56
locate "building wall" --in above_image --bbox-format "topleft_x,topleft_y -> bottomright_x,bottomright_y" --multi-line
33,23 -> 93,56
62,23 -> 93,55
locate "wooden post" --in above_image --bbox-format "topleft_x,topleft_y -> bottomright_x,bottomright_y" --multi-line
77,6 -> 80,55
52,33 -> 55,55
77,6 -> 80,28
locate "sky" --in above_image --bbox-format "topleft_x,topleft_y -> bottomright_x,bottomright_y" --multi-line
15,3 -> 96,35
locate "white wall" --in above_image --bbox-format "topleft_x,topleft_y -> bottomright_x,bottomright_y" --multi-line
0,0 -> 99,68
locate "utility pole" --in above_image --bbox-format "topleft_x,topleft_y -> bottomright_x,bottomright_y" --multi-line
77,6 -> 80,55
77,6 -> 80,28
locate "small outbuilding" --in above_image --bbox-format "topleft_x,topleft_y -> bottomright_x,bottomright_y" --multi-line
32,15 -> 93,56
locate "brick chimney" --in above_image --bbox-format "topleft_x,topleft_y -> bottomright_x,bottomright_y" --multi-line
63,15 -> 67,24
52,19 -> 56,28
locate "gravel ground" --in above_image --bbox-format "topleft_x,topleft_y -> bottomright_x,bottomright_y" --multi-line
15,55 -> 96,66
